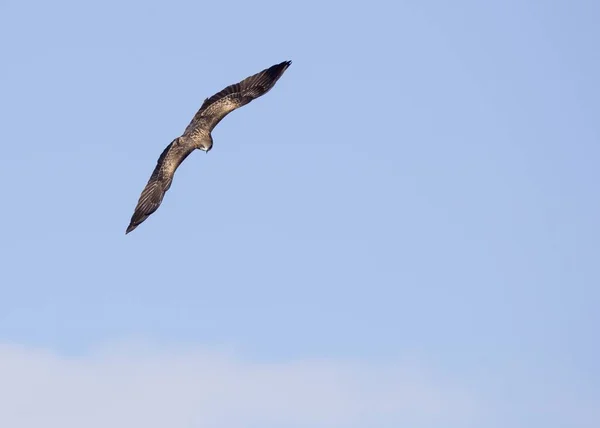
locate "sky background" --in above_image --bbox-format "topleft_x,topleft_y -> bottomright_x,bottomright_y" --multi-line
0,0 -> 598,427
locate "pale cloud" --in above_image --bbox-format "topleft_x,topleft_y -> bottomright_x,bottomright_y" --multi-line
0,342 -> 477,428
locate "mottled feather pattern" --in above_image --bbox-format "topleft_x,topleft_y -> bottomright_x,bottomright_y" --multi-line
199,60 -> 291,112
126,60 -> 291,234
184,60 -> 292,134
126,140 -> 194,234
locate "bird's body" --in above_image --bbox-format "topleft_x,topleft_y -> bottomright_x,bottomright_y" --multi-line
126,60 -> 291,234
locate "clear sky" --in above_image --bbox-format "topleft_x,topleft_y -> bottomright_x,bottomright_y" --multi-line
0,0 -> 598,427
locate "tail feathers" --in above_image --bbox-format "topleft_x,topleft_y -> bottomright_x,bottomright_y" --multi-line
125,179 -> 168,234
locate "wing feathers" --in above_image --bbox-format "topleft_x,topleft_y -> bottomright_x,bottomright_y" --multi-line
125,140 -> 193,234
199,60 -> 291,113
184,60 -> 291,134
126,178 -> 169,234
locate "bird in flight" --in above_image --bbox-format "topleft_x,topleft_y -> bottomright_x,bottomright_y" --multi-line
126,60 -> 292,234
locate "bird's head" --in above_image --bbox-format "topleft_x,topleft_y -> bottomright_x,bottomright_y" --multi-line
202,134 -> 213,153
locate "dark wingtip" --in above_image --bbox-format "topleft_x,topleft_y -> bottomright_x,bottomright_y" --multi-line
125,223 -> 137,234
271,60 -> 292,78
274,60 -> 292,71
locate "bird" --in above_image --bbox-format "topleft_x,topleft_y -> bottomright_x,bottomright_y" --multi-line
125,60 -> 292,234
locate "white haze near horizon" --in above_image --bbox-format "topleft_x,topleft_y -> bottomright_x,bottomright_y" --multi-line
0,342 -> 477,428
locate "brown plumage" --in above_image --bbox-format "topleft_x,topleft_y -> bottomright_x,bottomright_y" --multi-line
126,60 -> 292,234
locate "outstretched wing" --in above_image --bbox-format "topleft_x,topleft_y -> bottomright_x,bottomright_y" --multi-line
183,60 -> 291,135
126,139 -> 195,234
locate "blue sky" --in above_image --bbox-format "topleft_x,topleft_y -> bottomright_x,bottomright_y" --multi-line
0,0 -> 598,427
